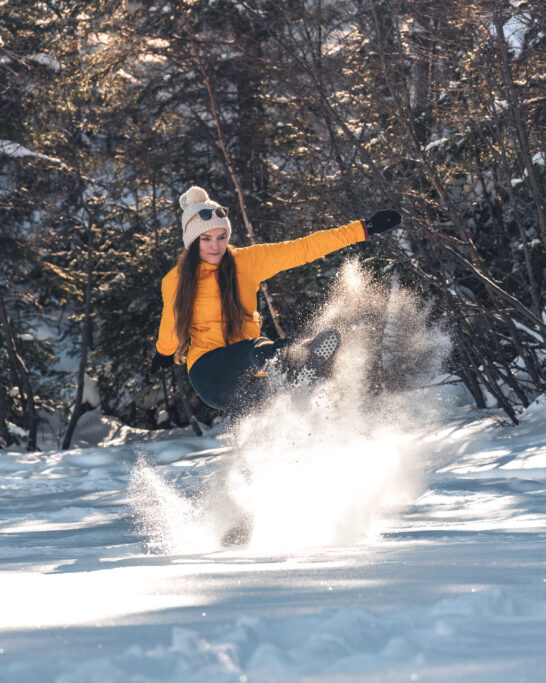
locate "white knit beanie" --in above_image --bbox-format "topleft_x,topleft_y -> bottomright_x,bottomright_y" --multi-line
179,186 -> 232,249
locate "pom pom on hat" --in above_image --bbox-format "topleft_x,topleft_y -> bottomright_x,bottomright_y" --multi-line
179,185 -> 232,249
179,186 -> 210,210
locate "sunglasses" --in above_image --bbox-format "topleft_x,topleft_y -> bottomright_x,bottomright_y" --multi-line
185,207 -> 229,230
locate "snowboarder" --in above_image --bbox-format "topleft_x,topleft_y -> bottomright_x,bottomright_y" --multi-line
151,186 -> 400,416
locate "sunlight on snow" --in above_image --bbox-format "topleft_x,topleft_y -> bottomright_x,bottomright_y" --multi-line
0,568 -> 211,630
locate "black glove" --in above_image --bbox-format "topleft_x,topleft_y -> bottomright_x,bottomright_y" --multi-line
365,209 -> 401,235
151,351 -> 174,374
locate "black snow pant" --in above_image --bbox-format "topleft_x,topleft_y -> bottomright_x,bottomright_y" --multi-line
188,337 -> 289,415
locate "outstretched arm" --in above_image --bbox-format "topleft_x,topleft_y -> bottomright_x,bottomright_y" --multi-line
241,220 -> 366,283
241,212 -> 400,283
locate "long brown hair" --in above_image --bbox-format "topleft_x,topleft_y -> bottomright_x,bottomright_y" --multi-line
173,240 -> 248,363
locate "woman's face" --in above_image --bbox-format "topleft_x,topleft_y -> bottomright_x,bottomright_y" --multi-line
199,228 -> 228,265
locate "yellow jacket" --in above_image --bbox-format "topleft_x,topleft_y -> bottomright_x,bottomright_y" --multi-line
156,220 -> 367,370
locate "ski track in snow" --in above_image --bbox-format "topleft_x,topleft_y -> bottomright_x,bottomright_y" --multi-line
1,394 -> 545,682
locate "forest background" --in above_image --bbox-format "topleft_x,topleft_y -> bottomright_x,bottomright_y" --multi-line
0,0 -> 544,451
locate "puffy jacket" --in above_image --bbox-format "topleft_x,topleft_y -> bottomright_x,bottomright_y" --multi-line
156,220 -> 367,370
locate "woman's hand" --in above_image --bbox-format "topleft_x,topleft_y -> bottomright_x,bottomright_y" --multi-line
364,209 -> 401,235
151,351 -> 174,374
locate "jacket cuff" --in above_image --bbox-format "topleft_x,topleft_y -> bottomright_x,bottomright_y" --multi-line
358,219 -> 369,241
156,342 -> 176,356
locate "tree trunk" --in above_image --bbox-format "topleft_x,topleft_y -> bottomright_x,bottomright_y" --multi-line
492,10 -> 546,251
173,365 -> 202,436
0,286 -> 38,451
180,7 -> 285,339
0,382 -> 12,447
62,226 -> 93,450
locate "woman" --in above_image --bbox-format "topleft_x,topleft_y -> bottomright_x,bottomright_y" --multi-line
151,186 -> 399,415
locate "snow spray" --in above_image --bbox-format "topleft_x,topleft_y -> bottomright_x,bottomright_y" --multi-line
128,446 -> 220,554
128,444 -> 254,554
130,260 -> 451,554
228,260 -> 452,551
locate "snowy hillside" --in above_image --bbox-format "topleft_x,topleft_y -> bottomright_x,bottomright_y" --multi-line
1,389 -> 545,682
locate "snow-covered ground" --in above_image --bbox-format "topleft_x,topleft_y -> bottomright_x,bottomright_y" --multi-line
1,390 -> 545,682
2,263 -> 545,681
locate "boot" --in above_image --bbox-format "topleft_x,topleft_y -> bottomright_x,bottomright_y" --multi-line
292,329 -> 341,384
